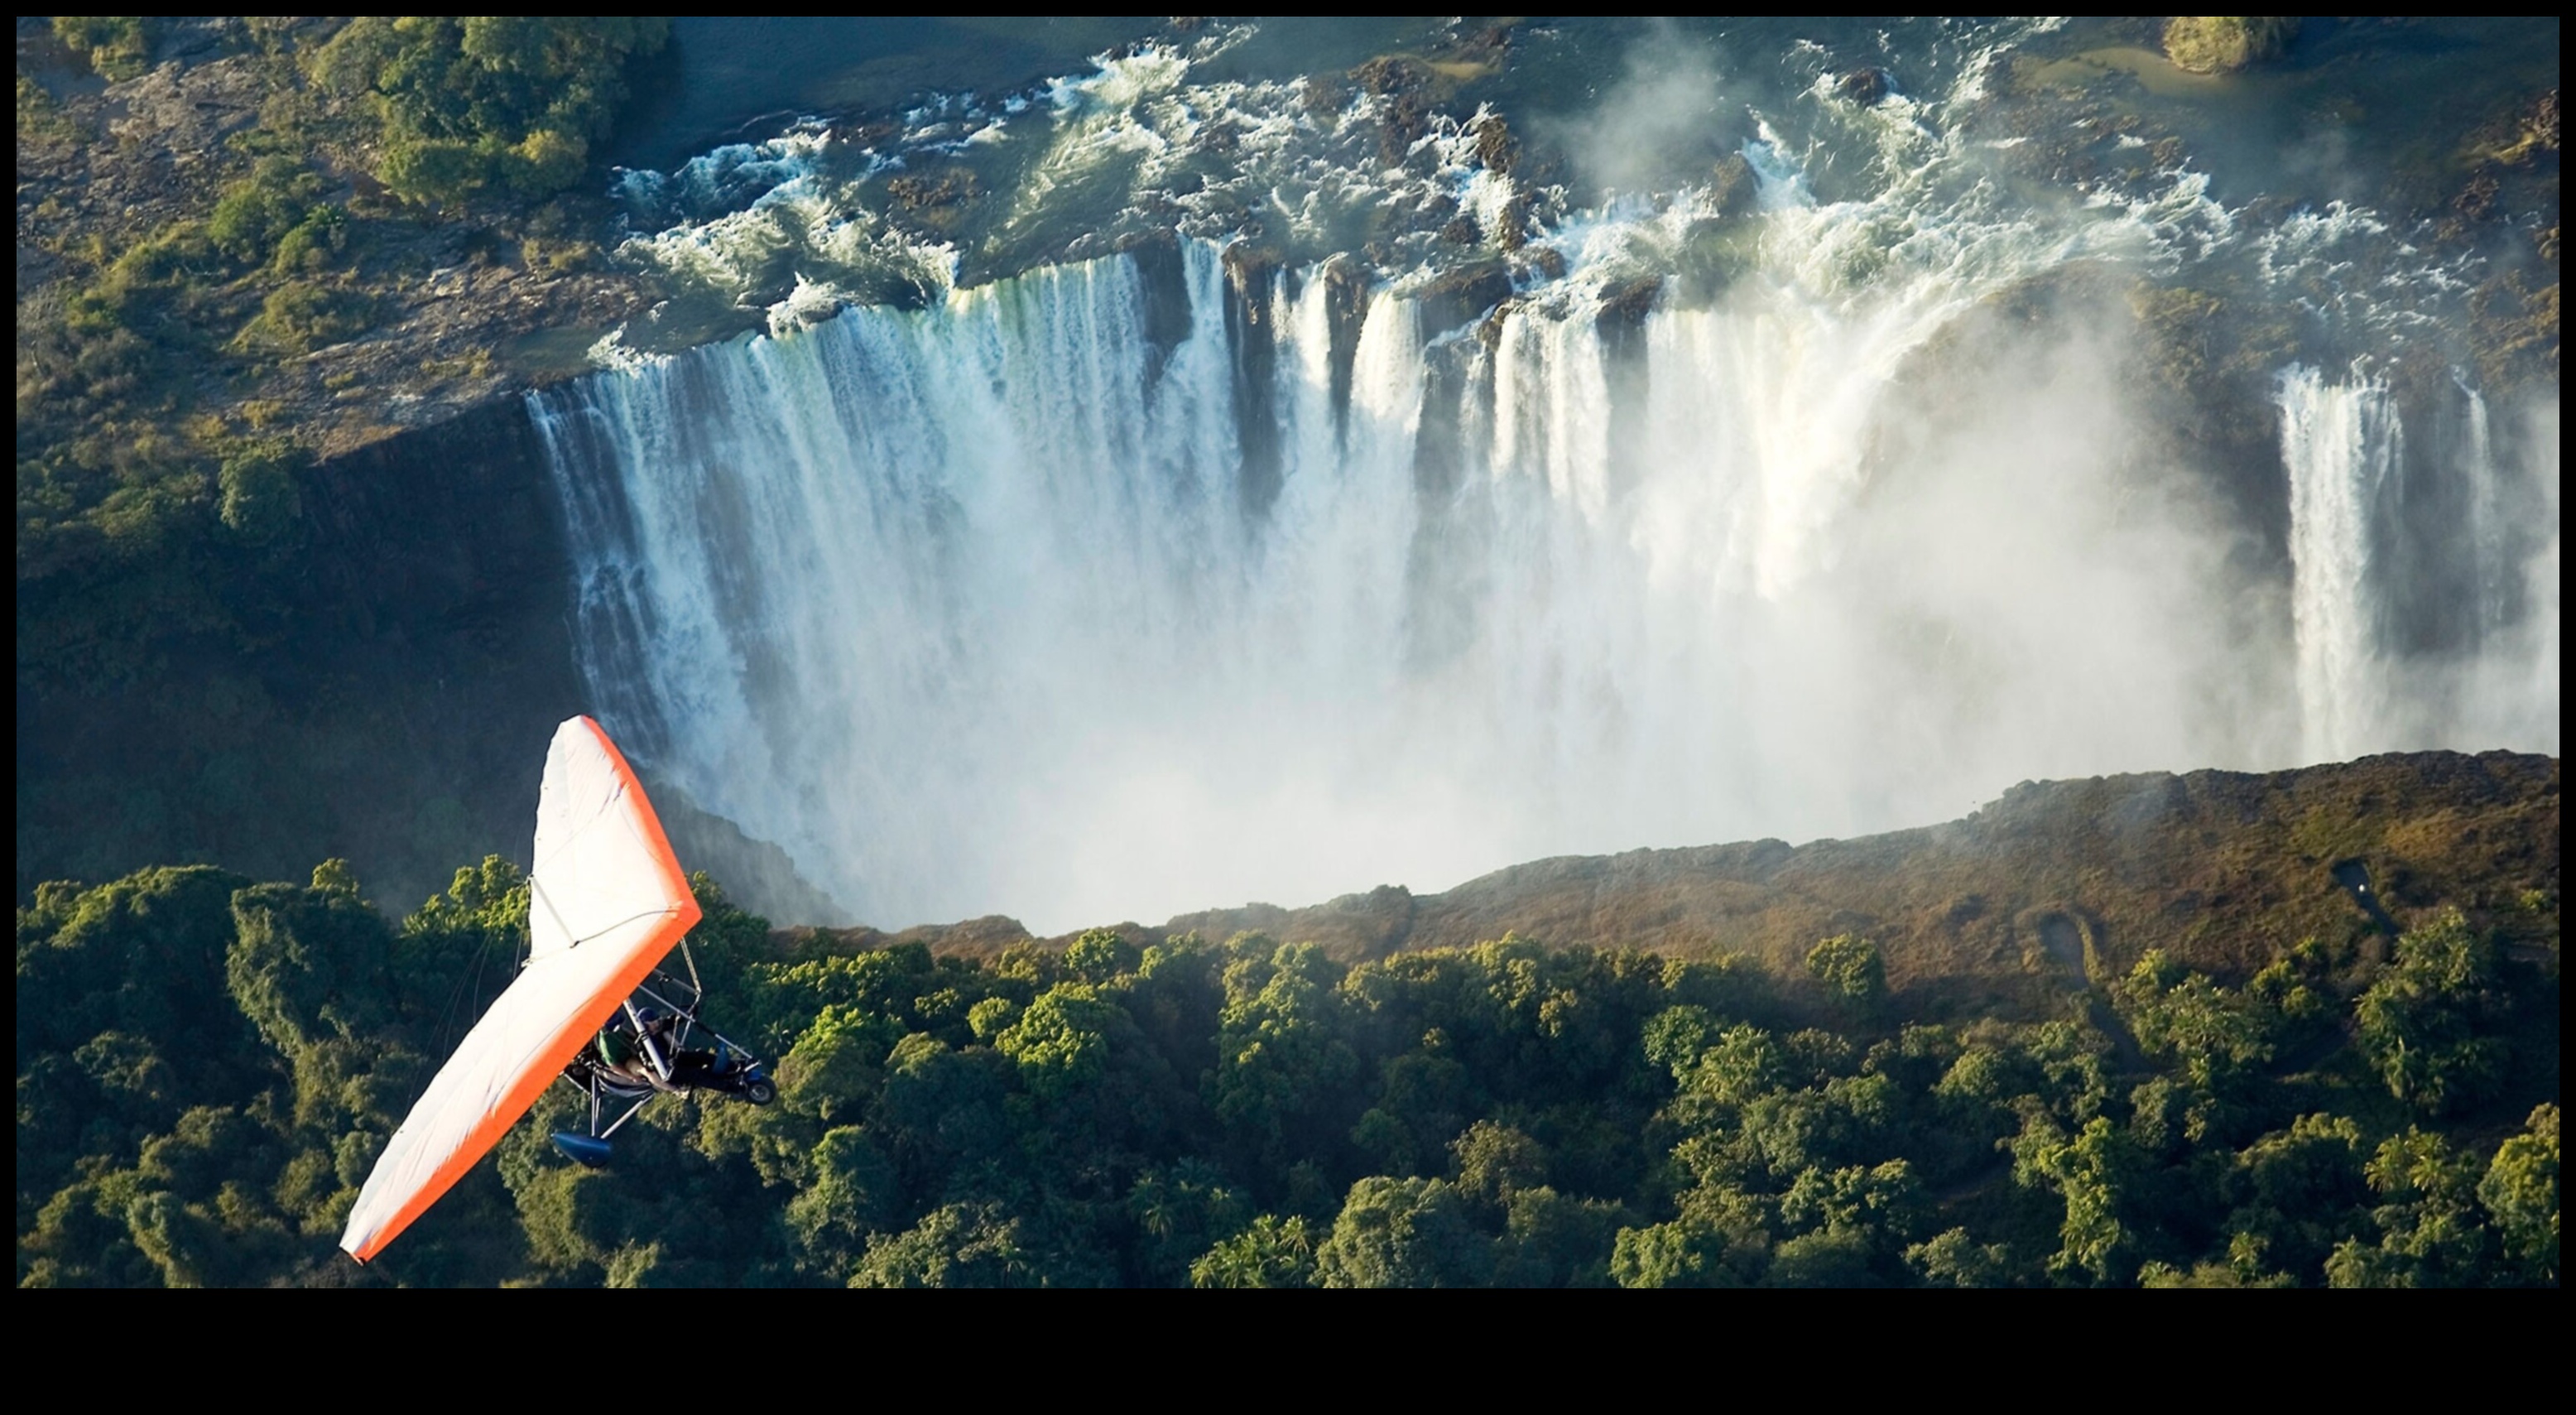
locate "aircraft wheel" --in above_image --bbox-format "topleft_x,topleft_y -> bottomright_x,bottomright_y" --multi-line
743,1076 -> 777,1106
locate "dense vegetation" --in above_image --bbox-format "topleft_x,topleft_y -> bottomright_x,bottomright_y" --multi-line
2160,17 -> 2300,75
18,17 -> 661,690
17,857 -> 2556,1287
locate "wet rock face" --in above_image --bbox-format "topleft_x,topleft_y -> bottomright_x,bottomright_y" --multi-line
16,399 -> 593,911
1707,152 -> 1760,220
1321,256 -> 1373,428
1595,274 -> 1662,338
1353,55 -> 1437,166
1220,243 -> 1287,517
1837,66 -> 1893,107
1414,259 -> 1515,334
643,775 -> 853,926
1471,113 -> 1521,176
884,168 -> 981,214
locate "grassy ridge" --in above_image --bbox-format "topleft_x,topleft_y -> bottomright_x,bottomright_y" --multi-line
848,752 -> 2561,1019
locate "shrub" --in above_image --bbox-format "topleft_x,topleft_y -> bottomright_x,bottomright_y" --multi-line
2355,909 -> 2507,1115
2162,17 -> 2299,75
53,17 -> 157,81
313,17 -> 669,208
1807,934 -> 1886,1014
216,440 -> 308,542
236,282 -> 372,354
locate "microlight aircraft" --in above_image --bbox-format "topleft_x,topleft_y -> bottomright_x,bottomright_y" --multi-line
339,716 -> 773,1263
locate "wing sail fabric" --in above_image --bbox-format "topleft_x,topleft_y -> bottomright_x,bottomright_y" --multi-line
340,717 -> 700,1263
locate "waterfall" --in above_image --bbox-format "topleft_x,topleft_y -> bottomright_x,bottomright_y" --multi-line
536,232 -> 2308,930
2459,378 -> 2508,639
527,32 -> 2558,931
2276,363 -> 2401,763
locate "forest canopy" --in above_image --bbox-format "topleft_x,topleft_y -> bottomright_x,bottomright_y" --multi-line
309,17 -> 668,206
14,856 -> 2559,1287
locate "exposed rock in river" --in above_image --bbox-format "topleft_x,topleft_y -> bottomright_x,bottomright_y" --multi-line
1836,66 -> 1893,107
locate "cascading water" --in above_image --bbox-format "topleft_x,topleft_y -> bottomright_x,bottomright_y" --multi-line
538,236 -> 2232,929
2276,364 -> 2401,764
535,28 -> 2559,930
2458,379 -> 2509,639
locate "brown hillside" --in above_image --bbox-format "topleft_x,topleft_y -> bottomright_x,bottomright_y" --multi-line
781,751 -> 2560,1018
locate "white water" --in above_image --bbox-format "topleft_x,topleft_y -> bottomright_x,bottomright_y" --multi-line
2459,378 -> 2509,638
2275,363 -> 2559,766
537,35 -> 2560,931
2278,364 -> 2400,763
541,230 -> 2297,930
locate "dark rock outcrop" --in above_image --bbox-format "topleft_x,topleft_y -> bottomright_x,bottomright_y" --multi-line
1707,152 -> 1760,220
1414,258 -> 1515,334
1837,66 -> 1893,106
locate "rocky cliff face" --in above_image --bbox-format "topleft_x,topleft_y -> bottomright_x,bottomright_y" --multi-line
16,399 -> 589,912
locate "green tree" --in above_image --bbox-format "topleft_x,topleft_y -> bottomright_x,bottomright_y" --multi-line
2226,1113 -> 2371,1284
52,17 -> 157,80
1314,1176 -> 1493,1287
1492,1186 -> 1626,1287
1452,1119 -> 1550,1206
2479,1104 -> 2559,1287
1905,1227 -> 2015,1287
17,866 -> 250,1064
1209,939 -> 1358,1176
19,1177 -> 161,1287
1351,1043 -> 1469,1177
995,983 -> 1117,1102
204,157 -> 331,268
1191,1214 -> 1318,1288
777,1005 -> 896,1124
1128,1159 -> 1250,1286
2018,1115 -> 2149,1285
783,1126 -> 896,1279
225,862 -> 395,1061
1064,927 -> 1141,984
1806,934 -> 1886,1016
850,1201 -> 1109,1287
310,17 -> 670,207
2116,950 -> 2274,1095
1611,1184 -> 1772,1288
1777,1159 -> 1925,1275
875,1032 -> 1012,1182
1766,1225 -> 1881,1287
2327,1129 -> 2496,1287
2355,909 -> 2508,1115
